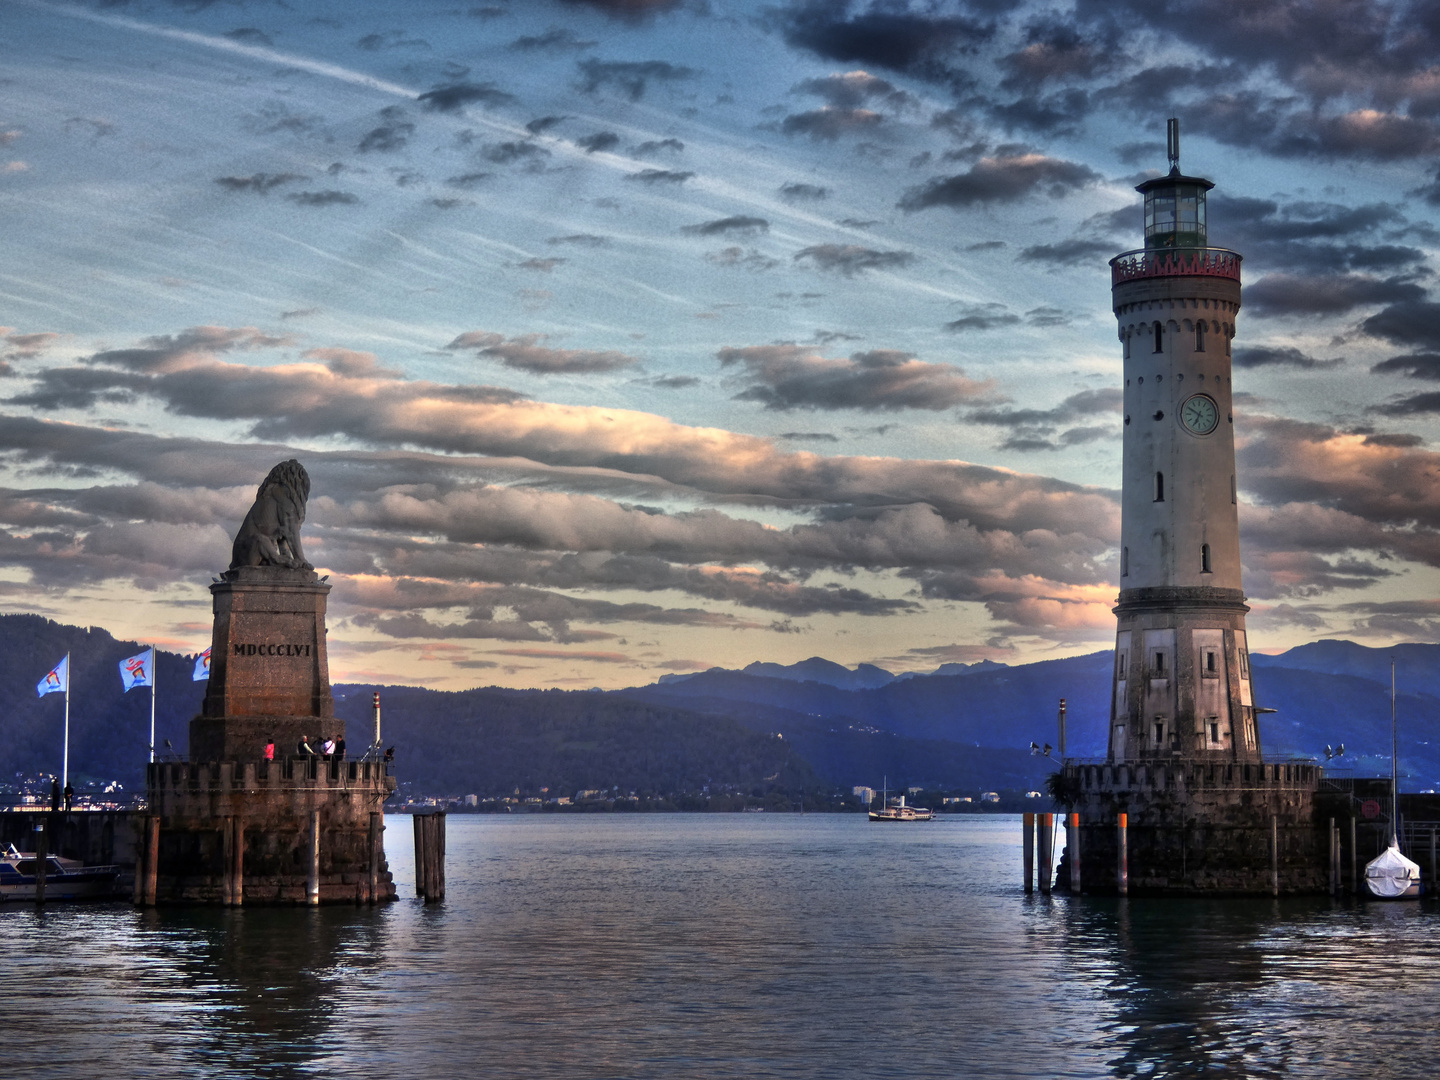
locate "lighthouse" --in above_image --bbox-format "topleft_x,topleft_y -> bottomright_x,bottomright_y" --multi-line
1108,119 -> 1259,767
1056,121 -> 1325,896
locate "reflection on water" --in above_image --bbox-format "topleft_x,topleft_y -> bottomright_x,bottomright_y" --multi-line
2,815 -> 1438,1079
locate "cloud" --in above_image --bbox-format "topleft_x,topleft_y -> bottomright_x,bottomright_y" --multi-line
558,0 -> 683,19
449,331 -> 640,373
525,115 -> 567,135
719,344 -> 997,412
776,1 -> 994,85
285,190 -> 359,207
1362,301 -> 1440,352
1017,237 -> 1116,266
445,172 -> 492,189
681,216 -> 769,237
899,153 -> 1102,210
779,182 -> 830,201
780,108 -> 884,140
547,234 -> 611,247
517,258 -> 565,272
964,389 -> 1122,452
633,138 -> 685,156
999,15 -> 1117,91
1371,354 -> 1440,380
1233,346 -> 1343,370
357,107 -> 414,153
1245,272 -> 1427,316
511,29 -> 597,52
480,141 -> 551,167
794,244 -> 914,275
625,169 -> 694,184
575,131 -> 621,154
576,58 -> 696,101
214,173 -> 303,194
705,247 -> 779,271
417,82 -> 516,112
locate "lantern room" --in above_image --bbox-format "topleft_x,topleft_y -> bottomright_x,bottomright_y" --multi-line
1135,118 -> 1213,249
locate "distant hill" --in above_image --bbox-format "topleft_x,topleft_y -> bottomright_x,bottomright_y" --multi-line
2,612 -> 1438,795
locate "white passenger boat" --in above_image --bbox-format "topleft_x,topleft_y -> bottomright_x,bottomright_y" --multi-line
868,794 -> 934,822
0,845 -> 120,901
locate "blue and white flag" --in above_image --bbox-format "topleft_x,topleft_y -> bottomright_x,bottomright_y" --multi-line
193,646 -> 211,682
37,654 -> 69,697
119,648 -> 154,692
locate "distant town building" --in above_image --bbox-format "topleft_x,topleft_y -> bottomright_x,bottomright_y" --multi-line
852,786 -> 875,804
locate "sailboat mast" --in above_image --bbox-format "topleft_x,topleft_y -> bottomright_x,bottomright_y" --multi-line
1391,657 -> 1399,844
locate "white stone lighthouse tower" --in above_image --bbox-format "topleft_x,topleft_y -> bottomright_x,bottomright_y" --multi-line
1108,120 -> 1260,765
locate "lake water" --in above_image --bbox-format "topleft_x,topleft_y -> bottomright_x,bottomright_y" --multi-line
3,814 -> 1438,1079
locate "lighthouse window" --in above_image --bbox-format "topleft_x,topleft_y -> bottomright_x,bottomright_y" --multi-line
1154,323 -> 1163,353
1155,471 -> 1165,501
1117,651 -> 1127,677
1231,474 -> 1236,504
1196,322 -> 1206,351
1209,720 -> 1220,743
1153,651 -> 1166,675
1121,546 -> 1129,576
1154,719 -> 1166,744
1204,649 -> 1217,674
1201,543 -> 1212,573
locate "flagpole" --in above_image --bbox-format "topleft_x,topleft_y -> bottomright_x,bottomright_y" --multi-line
150,648 -> 157,764
62,651 -> 70,791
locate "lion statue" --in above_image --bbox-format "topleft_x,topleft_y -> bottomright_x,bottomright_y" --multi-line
229,459 -> 313,571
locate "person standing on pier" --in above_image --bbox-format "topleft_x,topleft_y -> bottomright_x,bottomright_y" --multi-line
264,737 -> 275,762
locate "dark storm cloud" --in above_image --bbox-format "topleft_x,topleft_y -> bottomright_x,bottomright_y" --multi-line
511,28 -> 597,51
285,190 -> 359,206
776,0 -> 994,86
6,367 -> 146,411
1232,346 -> 1342,370
1372,393 -> 1440,417
793,244 -> 914,275
449,332 -> 640,374
624,169 -> 694,184
1017,237 -> 1116,266
680,216 -> 769,237
417,82 -> 516,112
576,58 -> 696,101
719,345 -> 996,412
1212,195 -> 1426,275
214,173 -> 303,194
575,131 -> 621,154
633,138 -> 685,156
357,107 -> 413,152
780,108 -> 884,140
998,14 -> 1118,91
990,88 -> 1091,136
1371,354 -> 1440,380
1245,273 -> 1427,316
779,182 -> 830,201
899,153 -> 1102,211
1361,301 -> 1440,352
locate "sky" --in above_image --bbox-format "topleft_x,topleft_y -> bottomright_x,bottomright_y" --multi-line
6,0 -> 1440,690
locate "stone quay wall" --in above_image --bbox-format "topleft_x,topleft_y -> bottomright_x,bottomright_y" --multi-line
1058,760 -> 1326,895
143,757 -> 397,905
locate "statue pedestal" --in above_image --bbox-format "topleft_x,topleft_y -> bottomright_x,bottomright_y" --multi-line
191,565 -> 340,761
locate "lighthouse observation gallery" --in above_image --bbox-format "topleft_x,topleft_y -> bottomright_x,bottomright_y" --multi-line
1058,123 -> 1324,895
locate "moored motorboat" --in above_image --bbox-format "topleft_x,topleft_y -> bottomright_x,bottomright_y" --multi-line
0,845 -> 120,902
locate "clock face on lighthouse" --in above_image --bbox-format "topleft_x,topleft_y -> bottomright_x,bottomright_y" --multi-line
1180,394 -> 1219,435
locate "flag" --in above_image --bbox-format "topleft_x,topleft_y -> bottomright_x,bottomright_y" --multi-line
37,654 -> 68,698
119,648 -> 154,692
193,646 -> 211,682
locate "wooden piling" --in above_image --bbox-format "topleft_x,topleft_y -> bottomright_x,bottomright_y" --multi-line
1069,812 -> 1081,894
306,809 -> 321,905
413,813 -> 427,899
222,816 -> 234,906
1270,815 -> 1279,898
1038,813 -> 1052,896
144,815 -> 160,906
1022,812 -> 1034,894
34,816 -> 48,906
1328,816 -> 1336,896
232,816 -> 244,906
367,812 -> 381,905
1350,816 -> 1357,896
1431,828 -> 1437,892
433,813 -> 446,902
1117,812 -> 1128,896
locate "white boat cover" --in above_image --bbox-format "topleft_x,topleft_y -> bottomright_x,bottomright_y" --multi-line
1364,841 -> 1421,898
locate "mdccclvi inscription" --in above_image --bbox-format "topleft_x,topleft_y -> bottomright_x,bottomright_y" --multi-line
233,643 -> 313,657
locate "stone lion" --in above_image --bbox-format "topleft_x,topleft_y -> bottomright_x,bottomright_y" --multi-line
229,459 -> 313,570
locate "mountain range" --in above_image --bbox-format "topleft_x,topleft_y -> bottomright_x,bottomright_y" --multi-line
1,612 -> 1437,797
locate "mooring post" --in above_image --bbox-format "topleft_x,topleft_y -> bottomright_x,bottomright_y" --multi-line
34,816 -> 48,906
1270,815 -> 1279,898
307,809 -> 321,905
413,813 -> 427,899
1022,812 -> 1034,894
1038,813 -> 1052,896
429,813 -> 446,903
1350,816 -> 1357,896
145,815 -> 160,906
233,816 -> 244,907
1328,816 -> 1336,896
367,812 -> 381,905
1069,812 -> 1081,895
1117,812 -> 1128,896
1431,827 -> 1437,893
